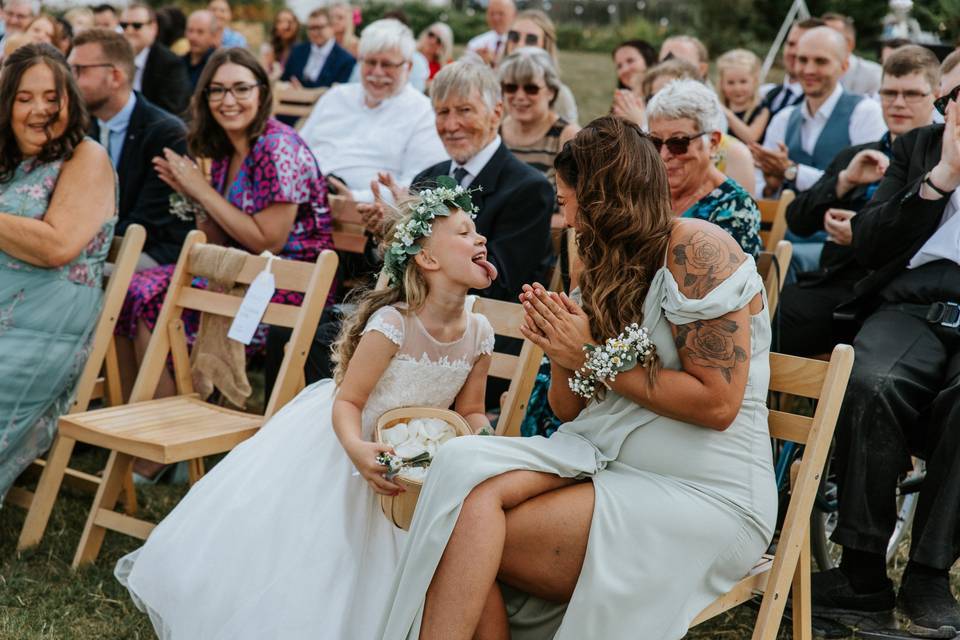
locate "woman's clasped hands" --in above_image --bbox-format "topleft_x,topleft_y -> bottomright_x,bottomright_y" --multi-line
518,283 -> 595,371
153,148 -> 209,200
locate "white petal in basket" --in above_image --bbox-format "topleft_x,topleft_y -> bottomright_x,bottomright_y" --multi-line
394,441 -> 427,459
382,422 -> 409,446
419,418 -> 455,441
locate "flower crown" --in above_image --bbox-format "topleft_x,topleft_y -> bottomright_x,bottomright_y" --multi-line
381,175 -> 480,285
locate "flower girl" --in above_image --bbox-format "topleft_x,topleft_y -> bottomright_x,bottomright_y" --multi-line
115,180 -> 499,639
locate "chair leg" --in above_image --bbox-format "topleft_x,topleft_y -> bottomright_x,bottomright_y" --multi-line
72,450 -> 134,568
792,528 -> 813,640
120,469 -> 138,516
187,458 -> 205,485
17,435 -> 76,551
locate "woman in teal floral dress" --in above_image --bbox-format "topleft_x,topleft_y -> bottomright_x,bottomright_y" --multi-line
0,44 -> 117,499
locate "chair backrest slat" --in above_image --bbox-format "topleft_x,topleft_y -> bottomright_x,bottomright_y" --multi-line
768,410 -> 813,443
227,254 -> 316,291
329,195 -> 368,254
473,298 -> 524,339
489,352 -> 519,380
176,288 -> 302,328
758,189 -> 794,252
768,352 -> 829,398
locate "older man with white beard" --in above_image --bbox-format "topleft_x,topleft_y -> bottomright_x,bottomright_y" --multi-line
298,18 -> 445,203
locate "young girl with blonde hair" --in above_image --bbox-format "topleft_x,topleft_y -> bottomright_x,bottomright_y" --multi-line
717,48 -> 771,143
115,181 -> 499,639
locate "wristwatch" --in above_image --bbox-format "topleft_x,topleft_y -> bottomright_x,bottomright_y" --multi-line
784,163 -> 798,182
923,172 -> 954,198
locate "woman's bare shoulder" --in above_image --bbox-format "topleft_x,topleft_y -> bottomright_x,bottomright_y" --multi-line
63,139 -> 112,172
666,219 -> 746,300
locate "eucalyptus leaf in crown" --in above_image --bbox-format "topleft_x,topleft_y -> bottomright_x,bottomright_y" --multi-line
382,175 -> 481,285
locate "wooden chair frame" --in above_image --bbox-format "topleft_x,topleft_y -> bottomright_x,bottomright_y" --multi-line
272,83 -> 326,129
690,344 -> 854,640
758,189 -> 795,253
14,225 -> 146,548
472,298 -> 544,437
757,240 -> 793,320
329,195 -> 368,255
21,232 -> 338,566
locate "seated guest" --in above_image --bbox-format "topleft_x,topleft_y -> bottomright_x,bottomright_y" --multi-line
120,3 -> 191,117
754,26 -> 886,275
298,19 -> 445,203
717,48 -> 770,144
64,7 -> 94,35
70,28 -> 191,269
498,47 -> 578,184
880,37 -> 912,63
281,8 -> 354,90
93,4 -> 120,32
647,79 -> 762,257
823,12 -> 882,97
466,0 -> 515,66
3,0 -> 37,38
0,44 -> 117,498
24,14 -> 64,47
182,9 -> 220,91
417,22 -> 453,83
502,10 -> 578,125
260,8 -> 299,80
117,47 -> 334,400
613,38 -> 657,90
659,34 -> 710,81
156,6 -> 189,57
778,45 -> 940,357
329,2 -> 359,59
761,18 -> 825,120
810,53 -> 960,640
207,0 -> 246,50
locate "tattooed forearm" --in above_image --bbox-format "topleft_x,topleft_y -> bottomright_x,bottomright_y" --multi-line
671,230 -> 742,299
674,318 -> 747,383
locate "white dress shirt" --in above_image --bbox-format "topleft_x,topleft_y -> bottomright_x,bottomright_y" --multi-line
760,83 -> 887,196
132,46 -> 149,92
299,83 -> 446,202
303,39 -> 335,84
466,30 -> 505,56
450,135 -> 502,187
909,191 -> 960,269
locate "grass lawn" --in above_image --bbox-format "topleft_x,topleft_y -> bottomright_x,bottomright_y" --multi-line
1,50 -> 957,640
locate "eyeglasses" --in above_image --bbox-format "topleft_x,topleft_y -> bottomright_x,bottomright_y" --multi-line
645,131 -> 707,155
879,89 -> 931,104
307,24 -> 329,32
934,83 -> 960,115
361,58 -> 406,71
119,20 -> 151,30
70,62 -> 115,76
205,82 -> 261,102
507,30 -> 539,47
502,82 -> 543,96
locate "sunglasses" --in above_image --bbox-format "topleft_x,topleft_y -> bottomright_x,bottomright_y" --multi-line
119,21 -> 151,30
934,83 -> 960,115
502,82 -> 542,96
507,30 -> 539,46
645,131 -> 707,155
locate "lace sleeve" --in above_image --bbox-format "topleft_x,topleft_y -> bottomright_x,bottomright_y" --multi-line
362,305 -> 405,347
475,313 -> 496,356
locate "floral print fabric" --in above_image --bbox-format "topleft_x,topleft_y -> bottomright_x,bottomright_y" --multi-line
681,177 -> 763,258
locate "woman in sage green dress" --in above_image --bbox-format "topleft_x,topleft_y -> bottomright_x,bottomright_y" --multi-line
378,117 -> 778,640
0,43 -> 117,500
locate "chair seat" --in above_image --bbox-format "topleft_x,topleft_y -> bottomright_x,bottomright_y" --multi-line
59,396 -> 263,464
691,554 -> 774,626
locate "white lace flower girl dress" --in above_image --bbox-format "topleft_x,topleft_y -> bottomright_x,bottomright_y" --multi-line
115,300 -> 495,640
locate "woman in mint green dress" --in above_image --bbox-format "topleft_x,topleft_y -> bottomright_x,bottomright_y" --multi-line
0,44 -> 117,500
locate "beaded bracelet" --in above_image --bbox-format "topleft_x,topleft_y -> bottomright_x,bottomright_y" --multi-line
568,323 -> 655,400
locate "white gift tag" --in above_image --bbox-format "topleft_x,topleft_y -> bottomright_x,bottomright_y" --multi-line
228,254 -> 277,345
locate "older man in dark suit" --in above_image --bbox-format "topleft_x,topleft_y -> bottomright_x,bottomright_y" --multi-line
120,3 -> 191,117
70,29 -> 191,268
281,7 -> 355,89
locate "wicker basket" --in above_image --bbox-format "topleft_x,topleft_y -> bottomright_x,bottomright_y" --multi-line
376,407 -> 472,530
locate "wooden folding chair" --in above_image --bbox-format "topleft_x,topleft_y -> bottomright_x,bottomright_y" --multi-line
689,344 -> 854,640
758,190 -> 794,253
23,231 -> 338,567
13,225 -> 146,548
756,240 -> 793,320
548,227 -> 576,293
329,195 -> 368,255
471,298 -> 544,437
272,82 -> 326,129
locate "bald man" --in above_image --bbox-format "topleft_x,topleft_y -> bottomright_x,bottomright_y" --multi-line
752,26 -> 886,274
823,12 -> 883,97
466,0 -> 516,66
182,9 -> 221,89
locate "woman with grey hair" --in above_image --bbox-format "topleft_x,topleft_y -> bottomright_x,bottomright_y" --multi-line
499,47 -> 579,183
646,78 -> 762,256
417,21 -> 453,82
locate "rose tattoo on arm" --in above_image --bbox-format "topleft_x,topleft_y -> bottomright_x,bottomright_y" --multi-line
671,230 -> 742,299
674,318 -> 748,383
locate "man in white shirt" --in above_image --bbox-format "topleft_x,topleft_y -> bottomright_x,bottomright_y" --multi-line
466,0 -> 516,67
810,50 -> 960,639
823,12 -> 883,98
298,19 -> 445,203
120,3 -> 190,116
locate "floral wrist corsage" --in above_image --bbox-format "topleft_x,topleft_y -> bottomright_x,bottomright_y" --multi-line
169,193 -> 208,223
568,323 -> 655,400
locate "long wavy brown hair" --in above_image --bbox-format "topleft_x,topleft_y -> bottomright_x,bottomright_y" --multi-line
0,43 -> 88,184
554,116 -> 673,378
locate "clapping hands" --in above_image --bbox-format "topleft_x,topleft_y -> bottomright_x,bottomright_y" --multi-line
154,148 -> 208,199
611,89 -> 645,126
517,283 -> 595,371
